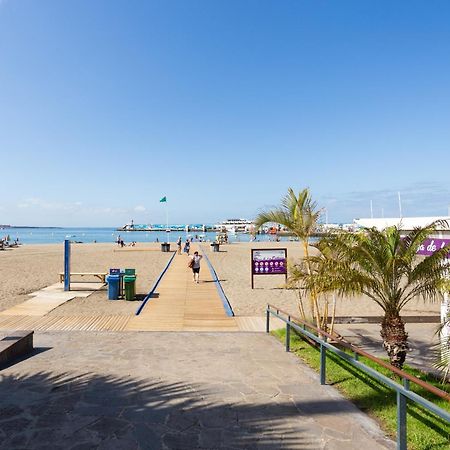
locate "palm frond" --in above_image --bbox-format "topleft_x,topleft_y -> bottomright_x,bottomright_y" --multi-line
255,187 -> 321,241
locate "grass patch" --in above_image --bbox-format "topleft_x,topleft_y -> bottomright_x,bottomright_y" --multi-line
273,328 -> 450,450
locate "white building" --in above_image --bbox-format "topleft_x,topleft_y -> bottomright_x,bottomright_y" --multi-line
354,216 -> 450,236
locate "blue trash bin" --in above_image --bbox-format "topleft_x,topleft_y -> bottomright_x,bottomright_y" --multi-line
106,274 -> 120,300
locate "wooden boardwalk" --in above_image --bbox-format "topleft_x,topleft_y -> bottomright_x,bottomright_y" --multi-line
0,313 -> 283,333
126,249 -> 238,331
0,314 -> 130,332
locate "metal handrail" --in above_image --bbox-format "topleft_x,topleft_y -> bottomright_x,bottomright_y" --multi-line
199,244 -> 234,317
135,251 -> 176,315
268,304 -> 450,401
266,304 -> 450,450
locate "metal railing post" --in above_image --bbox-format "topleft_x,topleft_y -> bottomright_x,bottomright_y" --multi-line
320,344 -> 326,385
286,317 -> 291,352
266,309 -> 270,333
396,379 -> 409,450
397,390 -> 407,450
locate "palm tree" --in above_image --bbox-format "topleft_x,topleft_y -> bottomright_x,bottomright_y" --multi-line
434,279 -> 450,383
255,188 -> 323,327
300,222 -> 450,369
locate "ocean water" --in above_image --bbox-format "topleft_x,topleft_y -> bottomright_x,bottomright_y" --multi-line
0,227 -> 295,245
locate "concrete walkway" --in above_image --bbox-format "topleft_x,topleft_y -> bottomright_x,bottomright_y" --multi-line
0,331 -> 394,449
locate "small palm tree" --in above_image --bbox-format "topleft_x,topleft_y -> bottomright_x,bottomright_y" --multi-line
301,222 -> 450,369
255,187 -> 323,327
433,280 -> 450,383
433,315 -> 450,384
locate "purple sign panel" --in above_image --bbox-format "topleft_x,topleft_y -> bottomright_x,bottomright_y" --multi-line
416,238 -> 450,257
252,249 -> 287,275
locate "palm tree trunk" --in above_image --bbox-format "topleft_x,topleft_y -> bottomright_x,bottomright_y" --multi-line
295,289 -> 307,321
380,313 -> 409,369
303,240 -> 322,331
329,295 -> 337,336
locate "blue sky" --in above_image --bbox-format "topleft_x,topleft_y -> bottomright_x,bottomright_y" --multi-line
1,0 -> 449,226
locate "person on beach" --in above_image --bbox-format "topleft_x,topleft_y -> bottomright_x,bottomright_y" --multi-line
189,251 -> 202,283
184,239 -> 190,255
177,236 -> 182,255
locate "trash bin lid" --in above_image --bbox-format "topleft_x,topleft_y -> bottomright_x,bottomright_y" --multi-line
124,268 -> 135,275
124,275 -> 136,282
106,274 -> 120,281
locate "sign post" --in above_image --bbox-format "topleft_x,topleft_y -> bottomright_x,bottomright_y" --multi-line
64,239 -> 71,292
251,248 -> 287,289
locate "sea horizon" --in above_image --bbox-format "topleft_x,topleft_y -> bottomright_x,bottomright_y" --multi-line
0,226 -> 291,245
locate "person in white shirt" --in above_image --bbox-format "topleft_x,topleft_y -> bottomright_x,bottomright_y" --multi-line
189,251 -> 203,283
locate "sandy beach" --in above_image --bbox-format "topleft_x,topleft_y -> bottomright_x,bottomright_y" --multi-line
0,243 -> 171,316
0,241 -> 441,319
206,241 -> 441,318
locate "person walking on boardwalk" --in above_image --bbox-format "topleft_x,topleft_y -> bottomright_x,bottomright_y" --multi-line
177,236 -> 182,255
189,251 -> 203,283
183,239 -> 190,255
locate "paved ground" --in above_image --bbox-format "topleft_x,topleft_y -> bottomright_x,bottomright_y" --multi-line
0,332 -> 394,449
335,322 -> 440,374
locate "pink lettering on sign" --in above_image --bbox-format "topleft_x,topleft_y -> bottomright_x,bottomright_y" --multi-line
417,238 -> 450,257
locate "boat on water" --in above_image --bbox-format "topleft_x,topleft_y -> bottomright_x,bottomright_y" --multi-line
215,219 -> 255,234
117,220 -> 212,232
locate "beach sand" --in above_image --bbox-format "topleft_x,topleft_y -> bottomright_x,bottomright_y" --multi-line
0,243 -> 171,316
206,241 -> 441,318
0,241 -> 441,319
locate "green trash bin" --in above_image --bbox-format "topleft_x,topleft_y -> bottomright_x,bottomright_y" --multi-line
124,274 -> 136,300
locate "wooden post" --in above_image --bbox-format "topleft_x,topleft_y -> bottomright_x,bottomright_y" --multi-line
251,249 -> 254,289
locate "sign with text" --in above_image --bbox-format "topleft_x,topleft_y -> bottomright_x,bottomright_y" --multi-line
251,248 -> 287,288
416,238 -> 450,258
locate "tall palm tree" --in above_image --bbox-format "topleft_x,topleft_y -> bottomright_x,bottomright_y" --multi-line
300,222 -> 450,369
255,188 -> 323,326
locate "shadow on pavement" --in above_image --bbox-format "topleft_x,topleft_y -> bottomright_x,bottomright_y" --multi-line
0,370 -> 361,449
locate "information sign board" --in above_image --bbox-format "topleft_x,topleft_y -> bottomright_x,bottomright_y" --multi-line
251,248 -> 287,288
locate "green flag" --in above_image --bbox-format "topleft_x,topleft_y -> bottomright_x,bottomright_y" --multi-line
160,196 -> 167,203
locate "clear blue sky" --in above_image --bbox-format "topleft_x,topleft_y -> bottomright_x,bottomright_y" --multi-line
1,0 -> 449,226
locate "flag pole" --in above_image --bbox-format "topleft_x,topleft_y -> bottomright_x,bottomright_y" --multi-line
166,201 -> 169,243
398,191 -> 403,218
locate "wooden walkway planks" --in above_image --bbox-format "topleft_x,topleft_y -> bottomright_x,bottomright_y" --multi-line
234,316 -> 286,332
0,312 -> 284,333
0,314 -> 131,332
126,248 -> 238,331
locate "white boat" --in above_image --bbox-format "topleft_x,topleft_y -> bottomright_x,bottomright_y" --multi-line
215,219 -> 255,234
